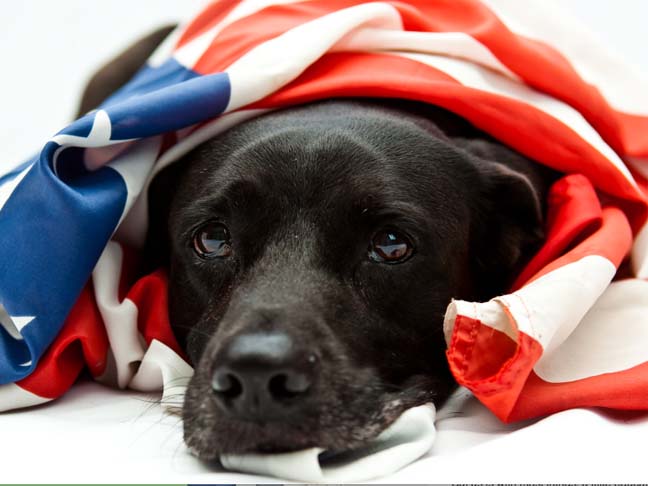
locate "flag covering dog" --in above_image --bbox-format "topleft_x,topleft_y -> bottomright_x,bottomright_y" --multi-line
1,0 -> 648,427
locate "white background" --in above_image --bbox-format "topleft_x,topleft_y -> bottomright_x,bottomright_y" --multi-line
1,0 -> 648,167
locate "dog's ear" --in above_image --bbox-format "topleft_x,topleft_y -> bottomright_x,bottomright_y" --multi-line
459,138 -> 547,299
141,161 -> 186,273
76,25 -> 176,117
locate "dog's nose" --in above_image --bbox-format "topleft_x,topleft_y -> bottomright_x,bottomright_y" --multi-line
210,331 -> 318,420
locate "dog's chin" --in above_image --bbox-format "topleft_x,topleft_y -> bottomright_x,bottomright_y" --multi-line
182,374 -> 443,460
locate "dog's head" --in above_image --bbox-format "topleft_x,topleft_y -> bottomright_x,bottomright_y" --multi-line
146,99 -> 547,457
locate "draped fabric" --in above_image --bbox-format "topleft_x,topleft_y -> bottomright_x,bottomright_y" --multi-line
1,0 -> 648,425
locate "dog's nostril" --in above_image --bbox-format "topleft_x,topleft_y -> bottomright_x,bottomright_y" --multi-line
212,370 -> 243,398
209,331 -> 320,419
268,372 -> 311,399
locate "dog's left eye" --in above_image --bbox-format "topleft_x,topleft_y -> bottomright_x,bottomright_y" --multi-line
193,222 -> 233,259
368,229 -> 414,264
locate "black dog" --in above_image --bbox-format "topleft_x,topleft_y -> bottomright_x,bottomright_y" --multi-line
79,27 -> 554,457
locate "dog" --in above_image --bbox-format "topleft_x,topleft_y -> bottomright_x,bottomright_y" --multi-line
78,25 -> 555,457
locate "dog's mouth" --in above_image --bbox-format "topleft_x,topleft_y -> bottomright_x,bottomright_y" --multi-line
184,401 -> 404,460
182,369 -> 442,459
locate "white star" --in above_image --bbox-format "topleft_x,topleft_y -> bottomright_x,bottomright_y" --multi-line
0,304 -> 34,341
50,110 -> 136,176
10,315 -> 35,332
51,109 -> 114,148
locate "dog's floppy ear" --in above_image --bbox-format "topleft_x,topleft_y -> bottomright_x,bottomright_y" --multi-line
75,24 -> 179,273
141,161 -> 187,273
459,138 -> 547,299
76,25 -> 176,117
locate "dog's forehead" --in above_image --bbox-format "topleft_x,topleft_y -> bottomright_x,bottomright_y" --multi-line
189,116 -> 467,208
212,129 -> 396,199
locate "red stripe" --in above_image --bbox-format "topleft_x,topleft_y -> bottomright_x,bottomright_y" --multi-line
176,0 -> 242,48
17,283 -> 109,399
449,316 -> 648,422
192,0 -> 365,74
188,0 -> 640,160
446,314 -> 543,422
472,35 -> 627,157
194,0 -> 498,75
617,112 -> 648,158
181,0 -> 648,204
245,51 -> 648,229
17,264 -> 183,400
508,364 -> 648,422
128,269 -> 186,360
521,206 -> 631,286
629,164 -> 648,198
513,174 -> 633,289
389,0 -> 631,157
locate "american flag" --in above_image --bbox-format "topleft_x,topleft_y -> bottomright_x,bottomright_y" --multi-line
1,0 -> 647,424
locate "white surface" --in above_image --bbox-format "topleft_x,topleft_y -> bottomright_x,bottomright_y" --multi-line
2,0 -> 648,483
0,380 -> 647,483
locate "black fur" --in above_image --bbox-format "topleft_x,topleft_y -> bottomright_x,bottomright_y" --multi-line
79,29 -> 554,457
147,99 -> 552,455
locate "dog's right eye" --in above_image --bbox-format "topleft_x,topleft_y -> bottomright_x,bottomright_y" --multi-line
193,222 -> 233,259
368,229 -> 414,264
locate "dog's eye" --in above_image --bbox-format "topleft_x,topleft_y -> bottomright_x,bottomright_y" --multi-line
193,223 -> 233,259
369,229 -> 414,263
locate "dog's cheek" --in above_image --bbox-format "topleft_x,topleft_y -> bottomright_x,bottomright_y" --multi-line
349,260 -> 454,385
182,372 -> 221,460
168,259 -> 236,362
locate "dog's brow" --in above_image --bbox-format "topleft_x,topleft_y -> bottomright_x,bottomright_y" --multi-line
222,179 -> 261,205
185,179 -> 261,215
186,193 -> 229,214
359,199 -> 430,228
361,198 -> 425,217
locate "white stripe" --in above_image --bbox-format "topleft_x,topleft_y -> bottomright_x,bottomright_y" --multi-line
444,297 -> 517,345
481,0 -> 648,116
535,279 -> 648,382
0,383 -> 50,412
146,0 -> 215,67
128,339 -> 193,412
92,241 -> 146,389
173,0 -> 305,69
498,255 -> 616,353
631,220 -> 648,279
444,254 -> 617,353
83,141 -> 134,171
623,157 -> 648,278
333,28 -> 519,81
395,51 -> 639,191
225,2 -> 403,111
106,136 -> 161,235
